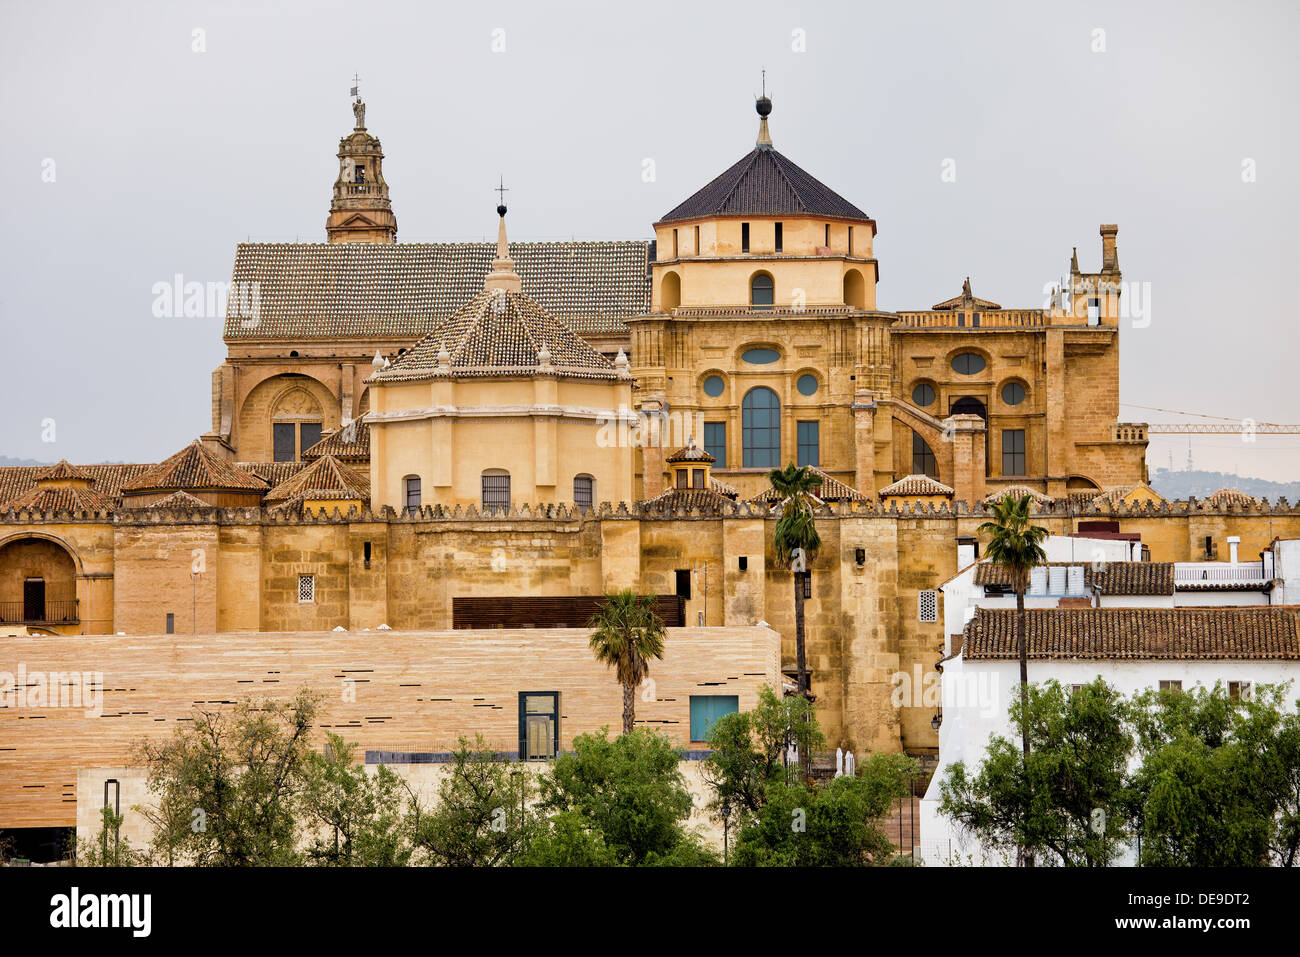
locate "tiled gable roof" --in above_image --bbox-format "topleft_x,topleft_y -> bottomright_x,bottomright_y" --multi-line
373,290 -> 619,381
1203,488 -> 1258,508
748,466 -> 868,504
973,561 -> 1175,596
222,241 -> 651,341
240,462 -> 309,487
264,455 -> 370,506
964,606 -> 1300,660
121,441 -> 268,494
666,440 -> 714,464
4,484 -> 115,514
657,148 -> 870,224
983,485 -> 1055,506
642,479 -> 739,510
302,419 -> 370,462
143,490 -> 211,509
879,474 -> 954,497
34,460 -> 94,482
0,464 -> 155,507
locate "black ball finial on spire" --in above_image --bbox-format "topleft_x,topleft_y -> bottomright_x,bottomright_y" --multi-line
497,203 -> 508,217
756,96 -> 772,117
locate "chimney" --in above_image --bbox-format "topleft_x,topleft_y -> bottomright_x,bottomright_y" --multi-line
1100,224 -> 1119,272
1227,535 -> 1240,564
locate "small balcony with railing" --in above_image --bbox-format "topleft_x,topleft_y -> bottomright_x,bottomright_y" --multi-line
0,599 -> 80,625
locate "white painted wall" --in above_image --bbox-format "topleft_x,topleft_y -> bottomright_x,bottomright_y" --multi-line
920,654 -> 1300,866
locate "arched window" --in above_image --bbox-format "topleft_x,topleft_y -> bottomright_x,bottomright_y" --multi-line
403,475 -> 421,511
742,387 -> 780,468
750,273 -> 774,310
574,474 -> 595,510
912,431 -> 938,479
661,271 -> 681,311
950,396 -> 987,419
481,469 -> 511,511
843,269 -> 866,310
272,387 -> 324,462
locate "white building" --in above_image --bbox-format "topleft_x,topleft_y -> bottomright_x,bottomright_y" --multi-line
919,537 -> 1300,866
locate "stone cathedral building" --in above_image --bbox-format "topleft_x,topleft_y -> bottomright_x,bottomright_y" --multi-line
4,92 -> 1295,769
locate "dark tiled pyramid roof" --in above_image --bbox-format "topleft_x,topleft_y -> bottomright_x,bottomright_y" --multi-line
121,441 -> 269,494
964,606 -> 1300,660
34,460 -> 93,482
222,241 -> 651,341
374,290 -> 620,382
658,148 -> 870,225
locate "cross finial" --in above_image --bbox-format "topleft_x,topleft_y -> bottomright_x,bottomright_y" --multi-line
761,68 -> 766,98
350,72 -> 362,97
495,175 -> 509,207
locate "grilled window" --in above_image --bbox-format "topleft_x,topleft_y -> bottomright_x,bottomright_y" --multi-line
298,575 -> 315,604
573,475 -> 594,510
481,471 -> 511,510
918,590 -> 938,623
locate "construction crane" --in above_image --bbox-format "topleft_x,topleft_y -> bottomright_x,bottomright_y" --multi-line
1146,423 -> 1300,434
1122,403 -> 1300,434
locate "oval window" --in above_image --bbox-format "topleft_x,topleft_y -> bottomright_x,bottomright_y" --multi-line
912,383 -> 935,406
742,348 -> 781,365
951,352 -> 986,375
1001,382 -> 1026,406
703,375 -> 725,397
797,374 -> 819,396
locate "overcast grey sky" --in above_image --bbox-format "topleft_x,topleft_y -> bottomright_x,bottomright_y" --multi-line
2,0 -> 1297,478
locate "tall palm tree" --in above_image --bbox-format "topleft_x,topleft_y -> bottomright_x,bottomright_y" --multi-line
977,493 -> 1048,759
768,464 -> 824,698
587,590 -> 666,735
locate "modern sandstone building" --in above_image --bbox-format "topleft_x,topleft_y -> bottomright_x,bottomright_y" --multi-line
3,90 -> 1298,781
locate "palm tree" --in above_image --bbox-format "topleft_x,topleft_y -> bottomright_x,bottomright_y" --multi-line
768,464 -> 824,698
587,590 -> 667,735
977,493 -> 1048,759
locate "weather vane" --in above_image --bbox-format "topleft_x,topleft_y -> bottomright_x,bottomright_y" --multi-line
495,175 -> 509,208
350,72 -> 362,97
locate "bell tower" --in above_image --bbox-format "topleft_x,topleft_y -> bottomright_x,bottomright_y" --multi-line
326,92 -> 398,243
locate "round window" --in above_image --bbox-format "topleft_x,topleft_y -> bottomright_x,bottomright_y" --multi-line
951,352 -> 986,375
1001,382 -> 1026,406
912,383 -> 936,406
703,375 -> 725,398
742,348 -> 781,365
797,374 -> 819,396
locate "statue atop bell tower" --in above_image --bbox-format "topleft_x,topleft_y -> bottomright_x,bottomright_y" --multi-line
326,88 -> 397,243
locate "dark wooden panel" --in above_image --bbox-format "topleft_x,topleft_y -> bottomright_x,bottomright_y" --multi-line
452,595 -> 685,629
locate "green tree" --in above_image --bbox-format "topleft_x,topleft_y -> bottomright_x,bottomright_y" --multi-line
729,753 -> 914,866
977,493 -> 1048,760
534,727 -> 715,866
939,678 -> 1133,866
1129,683 -> 1291,866
767,464 -> 823,697
409,735 -> 535,867
76,804 -> 144,867
701,685 -> 824,819
135,690 -> 320,866
588,590 -> 667,734
300,734 -> 411,866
